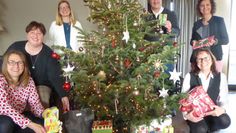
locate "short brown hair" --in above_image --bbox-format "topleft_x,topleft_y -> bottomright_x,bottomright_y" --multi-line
25,21 -> 46,35
196,0 -> 216,17
191,48 -> 218,74
2,50 -> 30,87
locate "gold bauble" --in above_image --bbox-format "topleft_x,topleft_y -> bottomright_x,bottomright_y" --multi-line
97,70 -> 106,81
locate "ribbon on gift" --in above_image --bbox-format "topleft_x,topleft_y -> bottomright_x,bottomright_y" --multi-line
179,86 -> 215,117
192,36 -> 216,50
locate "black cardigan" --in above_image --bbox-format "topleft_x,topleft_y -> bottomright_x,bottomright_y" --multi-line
190,16 -> 229,61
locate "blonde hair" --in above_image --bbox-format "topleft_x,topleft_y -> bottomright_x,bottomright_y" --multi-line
56,0 -> 76,26
2,50 -> 30,87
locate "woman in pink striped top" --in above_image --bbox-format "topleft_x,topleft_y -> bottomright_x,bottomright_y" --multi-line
0,50 -> 46,133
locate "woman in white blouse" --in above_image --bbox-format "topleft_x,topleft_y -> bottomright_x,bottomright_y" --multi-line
182,48 -> 230,133
49,0 -> 84,52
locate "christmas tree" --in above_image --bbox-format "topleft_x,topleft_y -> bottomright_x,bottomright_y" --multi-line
53,0 -> 184,132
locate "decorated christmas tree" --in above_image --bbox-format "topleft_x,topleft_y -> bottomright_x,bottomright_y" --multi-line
53,0 -> 184,132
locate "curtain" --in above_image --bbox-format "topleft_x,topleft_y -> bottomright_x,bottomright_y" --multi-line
138,0 -> 147,9
164,0 -> 198,75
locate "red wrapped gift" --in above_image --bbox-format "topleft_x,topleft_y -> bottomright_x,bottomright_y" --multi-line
192,36 -> 216,50
179,86 -> 215,117
92,120 -> 112,133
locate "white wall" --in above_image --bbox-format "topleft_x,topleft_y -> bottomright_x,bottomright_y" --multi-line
215,0 -> 232,76
227,0 -> 236,84
0,0 -> 96,55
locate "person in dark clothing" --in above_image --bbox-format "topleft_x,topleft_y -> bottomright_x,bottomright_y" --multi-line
182,48 -> 230,133
144,0 -> 180,72
144,0 -> 180,42
6,21 -> 70,112
190,0 -> 229,72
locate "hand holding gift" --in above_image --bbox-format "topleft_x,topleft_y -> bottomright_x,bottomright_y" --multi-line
192,36 -> 217,50
184,110 -> 204,123
165,20 -> 172,33
159,14 -> 173,33
205,105 -> 226,117
179,86 -> 215,118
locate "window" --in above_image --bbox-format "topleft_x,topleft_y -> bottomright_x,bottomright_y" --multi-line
228,0 -> 236,85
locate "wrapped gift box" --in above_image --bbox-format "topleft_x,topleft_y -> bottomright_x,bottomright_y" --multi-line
133,118 -> 174,133
192,36 -> 216,50
179,86 -> 215,117
159,14 -> 167,26
92,120 -> 112,133
134,125 -> 159,133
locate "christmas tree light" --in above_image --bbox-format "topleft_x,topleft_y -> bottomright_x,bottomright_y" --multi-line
53,0 -> 185,132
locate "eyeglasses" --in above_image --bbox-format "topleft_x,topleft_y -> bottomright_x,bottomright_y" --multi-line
196,57 -> 211,63
7,60 -> 24,66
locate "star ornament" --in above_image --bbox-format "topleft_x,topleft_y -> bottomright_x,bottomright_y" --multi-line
63,64 -> 75,73
154,59 -> 162,69
63,64 -> 75,79
159,88 -> 168,97
122,30 -> 130,43
169,68 -> 181,84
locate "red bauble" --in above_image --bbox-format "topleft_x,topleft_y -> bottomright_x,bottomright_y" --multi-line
153,71 -> 161,78
111,39 -> 116,48
138,47 -> 146,52
124,58 -> 132,68
63,82 -> 71,91
173,41 -> 178,47
51,52 -> 60,60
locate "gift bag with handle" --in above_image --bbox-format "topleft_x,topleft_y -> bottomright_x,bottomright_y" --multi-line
63,108 -> 94,133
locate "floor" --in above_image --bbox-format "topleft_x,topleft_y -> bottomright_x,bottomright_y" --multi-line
216,91 -> 236,133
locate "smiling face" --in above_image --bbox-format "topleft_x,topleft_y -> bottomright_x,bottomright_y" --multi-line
26,27 -> 44,47
196,51 -> 213,72
149,0 -> 162,11
7,54 -> 25,81
59,2 -> 71,18
199,0 -> 212,16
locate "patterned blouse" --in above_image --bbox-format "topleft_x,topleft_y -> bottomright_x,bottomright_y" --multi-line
0,74 -> 44,129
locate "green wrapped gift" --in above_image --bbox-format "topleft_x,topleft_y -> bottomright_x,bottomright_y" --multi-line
159,14 -> 167,26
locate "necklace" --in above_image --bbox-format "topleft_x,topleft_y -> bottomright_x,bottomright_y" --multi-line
30,54 -> 39,69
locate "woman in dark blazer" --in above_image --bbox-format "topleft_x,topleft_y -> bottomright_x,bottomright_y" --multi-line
190,0 -> 229,72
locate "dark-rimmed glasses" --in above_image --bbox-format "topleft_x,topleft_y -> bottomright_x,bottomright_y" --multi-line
7,60 -> 24,66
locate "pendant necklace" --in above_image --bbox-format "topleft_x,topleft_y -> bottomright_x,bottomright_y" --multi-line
30,54 -> 39,69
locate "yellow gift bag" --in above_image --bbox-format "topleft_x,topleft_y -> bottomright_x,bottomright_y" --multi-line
42,107 -> 62,133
